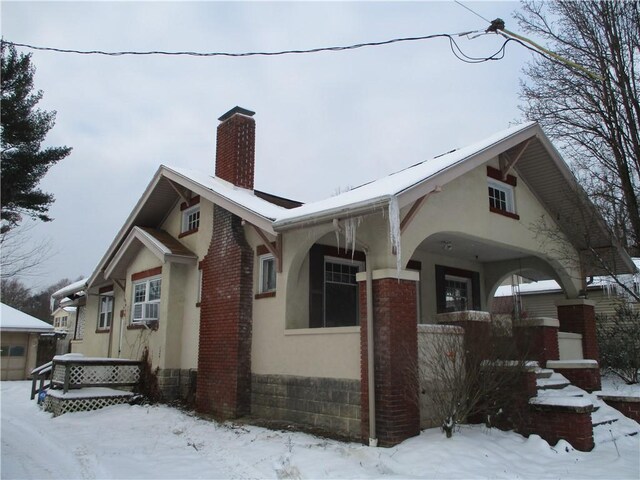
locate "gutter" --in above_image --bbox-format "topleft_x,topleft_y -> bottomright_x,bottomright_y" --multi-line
273,195 -> 393,232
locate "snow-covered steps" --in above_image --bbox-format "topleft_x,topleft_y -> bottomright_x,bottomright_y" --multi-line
536,373 -> 571,390
535,368 -> 554,379
43,387 -> 136,417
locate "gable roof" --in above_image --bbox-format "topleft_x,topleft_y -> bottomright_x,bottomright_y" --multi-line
86,121 -> 635,287
104,227 -> 197,280
1,303 -> 54,333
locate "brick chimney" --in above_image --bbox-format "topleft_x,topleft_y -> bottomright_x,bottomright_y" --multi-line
215,106 -> 256,190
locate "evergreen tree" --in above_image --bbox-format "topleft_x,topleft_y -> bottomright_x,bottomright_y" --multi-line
1,41 -> 71,233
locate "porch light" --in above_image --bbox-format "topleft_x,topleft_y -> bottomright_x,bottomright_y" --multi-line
442,241 -> 453,251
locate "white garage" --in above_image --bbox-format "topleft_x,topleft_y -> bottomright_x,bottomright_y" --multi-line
1,303 -> 54,380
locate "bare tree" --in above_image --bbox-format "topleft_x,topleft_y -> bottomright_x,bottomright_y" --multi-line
0,222 -> 53,280
517,0 -> 640,255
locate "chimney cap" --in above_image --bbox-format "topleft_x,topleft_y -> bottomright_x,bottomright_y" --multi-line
218,106 -> 255,122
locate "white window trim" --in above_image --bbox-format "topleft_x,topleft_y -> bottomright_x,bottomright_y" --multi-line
258,254 -> 276,293
323,256 -> 365,327
98,293 -> 114,330
181,205 -> 200,233
488,179 -> 516,214
131,276 -> 162,323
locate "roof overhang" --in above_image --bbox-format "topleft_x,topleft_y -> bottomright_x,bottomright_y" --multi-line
104,226 -> 197,280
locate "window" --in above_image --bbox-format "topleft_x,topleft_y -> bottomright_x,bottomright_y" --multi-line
259,254 -> 276,293
1,345 -> 25,357
444,275 -> 471,312
435,265 -> 480,314
132,277 -> 161,322
308,245 -> 366,328
181,205 -> 200,233
488,180 -> 515,213
324,258 -> 362,327
98,294 -> 113,330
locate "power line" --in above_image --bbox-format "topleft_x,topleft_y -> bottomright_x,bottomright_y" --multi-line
2,31 -> 506,60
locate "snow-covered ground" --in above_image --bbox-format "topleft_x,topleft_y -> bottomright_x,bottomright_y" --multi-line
2,380 -> 639,480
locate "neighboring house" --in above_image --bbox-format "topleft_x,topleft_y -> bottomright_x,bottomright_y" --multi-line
55,107 -> 636,447
1,303 -> 54,380
493,258 -> 640,319
51,306 -> 78,354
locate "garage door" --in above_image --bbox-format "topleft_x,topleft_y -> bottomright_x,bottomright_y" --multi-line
1,341 -> 28,380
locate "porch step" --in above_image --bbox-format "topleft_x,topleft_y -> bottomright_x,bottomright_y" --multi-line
535,368 -> 554,379
591,413 -> 619,427
536,373 -> 571,390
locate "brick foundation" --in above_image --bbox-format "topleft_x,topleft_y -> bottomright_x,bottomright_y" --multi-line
157,368 -> 197,402
359,276 -> 420,447
251,374 -> 361,438
556,300 -> 599,363
196,205 -> 253,418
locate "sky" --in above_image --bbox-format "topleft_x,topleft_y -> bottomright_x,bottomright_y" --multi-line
1,0 -> 536,291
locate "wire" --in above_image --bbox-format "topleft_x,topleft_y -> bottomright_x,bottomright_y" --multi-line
2,31 -> 499,59
454,1 -> 492,24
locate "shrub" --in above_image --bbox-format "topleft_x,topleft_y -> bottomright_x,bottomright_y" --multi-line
596,303 -> 640,384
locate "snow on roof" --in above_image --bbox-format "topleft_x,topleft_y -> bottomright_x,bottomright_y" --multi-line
52,278 -> 88,300
271,121 -> 537,228
169,122 -> 536,229
0,303 -> 54,332
164,166 -> 287,221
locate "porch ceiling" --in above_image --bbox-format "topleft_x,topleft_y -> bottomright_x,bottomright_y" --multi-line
416,232 -> 550,281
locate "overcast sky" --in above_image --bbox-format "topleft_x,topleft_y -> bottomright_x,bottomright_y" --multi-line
2,0 -> 534,291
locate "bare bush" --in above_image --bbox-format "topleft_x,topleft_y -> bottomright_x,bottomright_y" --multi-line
417,313 -> 533,438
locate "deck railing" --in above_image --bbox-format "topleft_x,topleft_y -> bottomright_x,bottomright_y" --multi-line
51,355 -> 141,393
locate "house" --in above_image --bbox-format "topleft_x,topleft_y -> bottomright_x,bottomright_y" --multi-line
56,106 -> 636,447
493,258 -> 640,319
1,303 -> 54,380
51,278 -> 88,353
51,306 -> 78,354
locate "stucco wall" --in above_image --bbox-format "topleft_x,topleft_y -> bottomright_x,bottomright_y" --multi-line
402,160 -> 581,291
250,227 -> 361,380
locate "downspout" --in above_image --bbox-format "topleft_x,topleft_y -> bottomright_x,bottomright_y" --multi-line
365,251 -> 377,447
332,219 -> 377,446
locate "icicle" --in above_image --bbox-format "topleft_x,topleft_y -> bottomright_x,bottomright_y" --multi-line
388,196 -> 402,276
344,216 -> 358,260
335,226 -> 341,253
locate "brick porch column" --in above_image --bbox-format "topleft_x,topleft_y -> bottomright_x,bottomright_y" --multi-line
556,299 -> 599,363
513,318 -> 560,364
358,269 -> 420,447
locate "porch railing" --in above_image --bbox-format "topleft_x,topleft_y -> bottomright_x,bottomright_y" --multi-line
49,355 -> 142,393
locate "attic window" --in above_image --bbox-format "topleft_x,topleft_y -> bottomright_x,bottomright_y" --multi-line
181,205 -> 200,235
487,166 -> 519,220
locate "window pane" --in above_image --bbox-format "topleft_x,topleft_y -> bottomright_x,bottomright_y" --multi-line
9,345 -> 25,356
445,278 -> 469,312
0,347 -> 8,357
148,280 -> 161,301
261,257 -> 276,292
134,283 -> 146,303
133,304 -> 143,320
325,283 -> 359,327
